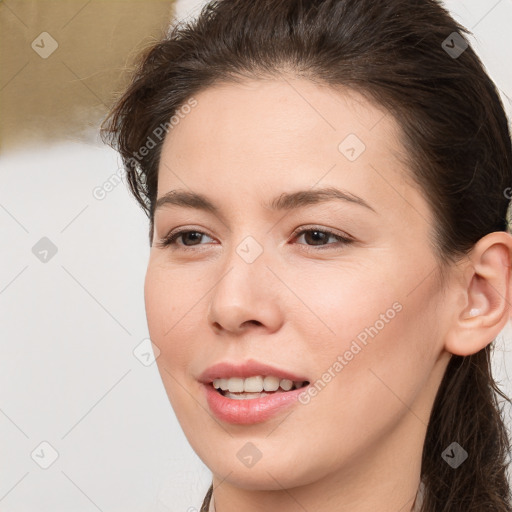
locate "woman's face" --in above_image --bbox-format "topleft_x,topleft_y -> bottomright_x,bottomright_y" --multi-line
145,78 -> 453,498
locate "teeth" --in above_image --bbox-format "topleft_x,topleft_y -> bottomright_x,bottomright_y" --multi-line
224,391 -> 270,400
280,379 -> 293,391
212,376 -> 305,394
263,376 -> 279,391
227,377 -> 244,392
244,376 -> 263,392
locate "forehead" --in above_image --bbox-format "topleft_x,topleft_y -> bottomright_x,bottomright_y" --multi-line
162,77 -> 394,162
157,77 -> 428,224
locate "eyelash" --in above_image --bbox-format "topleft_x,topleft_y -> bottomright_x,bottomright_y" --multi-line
156,226 -> 354,252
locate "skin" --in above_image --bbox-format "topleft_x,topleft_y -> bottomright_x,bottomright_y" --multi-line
144,76 -> 512,512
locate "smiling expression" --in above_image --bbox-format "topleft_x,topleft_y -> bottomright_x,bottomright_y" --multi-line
144,76 -> 452,499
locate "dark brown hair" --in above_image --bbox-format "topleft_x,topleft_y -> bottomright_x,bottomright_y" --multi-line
101,0 -> 512,510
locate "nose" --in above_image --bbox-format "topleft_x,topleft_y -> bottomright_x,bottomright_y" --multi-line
206,250 -> 283,336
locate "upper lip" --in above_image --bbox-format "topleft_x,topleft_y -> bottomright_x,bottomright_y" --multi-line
198,359 -> 309,384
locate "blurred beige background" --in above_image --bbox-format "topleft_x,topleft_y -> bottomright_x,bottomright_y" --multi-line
0,0 -> 176,153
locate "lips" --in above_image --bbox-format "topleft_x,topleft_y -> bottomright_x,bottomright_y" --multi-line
198,360 -> 309,383
199,360 -> 311,425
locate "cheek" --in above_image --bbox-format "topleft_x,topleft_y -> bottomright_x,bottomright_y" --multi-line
143,262 -> 198,370
144,264 -> 206,427
286,260 -> 405,360
289,260 -> 437,421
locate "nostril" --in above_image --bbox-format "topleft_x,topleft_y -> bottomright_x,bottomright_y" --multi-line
244,320 -> 263,327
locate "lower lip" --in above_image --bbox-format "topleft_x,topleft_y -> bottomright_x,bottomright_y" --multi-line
203,383 -> 307,425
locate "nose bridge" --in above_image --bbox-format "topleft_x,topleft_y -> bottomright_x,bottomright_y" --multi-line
213,231 -> 268,309
220,219 -> 273,281
207,230 -> 282,333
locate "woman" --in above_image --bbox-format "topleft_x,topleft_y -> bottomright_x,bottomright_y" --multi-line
101,0 -> 512,510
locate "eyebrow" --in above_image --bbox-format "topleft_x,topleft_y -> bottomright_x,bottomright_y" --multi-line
153,186 -> 377,217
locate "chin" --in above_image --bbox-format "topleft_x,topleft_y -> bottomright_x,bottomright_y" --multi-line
192,438 -> 324,491
212,463 -> 313,491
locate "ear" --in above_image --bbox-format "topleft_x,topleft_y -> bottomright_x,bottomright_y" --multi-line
444,231 -> 512,356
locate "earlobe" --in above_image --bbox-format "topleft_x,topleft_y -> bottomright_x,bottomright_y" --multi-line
444,232 -> 512,357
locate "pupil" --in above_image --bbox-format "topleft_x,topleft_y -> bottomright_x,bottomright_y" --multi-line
306,230 -> 327,245
184,232 -> 201,245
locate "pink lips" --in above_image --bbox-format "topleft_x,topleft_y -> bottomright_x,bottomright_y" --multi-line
199,359 -> 310,425
198,360 -> 308,384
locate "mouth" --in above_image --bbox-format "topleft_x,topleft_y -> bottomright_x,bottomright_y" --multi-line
199,360 -> 311,424
212,375 -> 310,400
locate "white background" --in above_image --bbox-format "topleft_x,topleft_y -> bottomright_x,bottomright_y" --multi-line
1,0 -> 512,510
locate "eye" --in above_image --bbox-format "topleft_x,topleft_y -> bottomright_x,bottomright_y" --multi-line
156,229 -> 215,250
156,226 -> 354,251
291,227 -> 354,250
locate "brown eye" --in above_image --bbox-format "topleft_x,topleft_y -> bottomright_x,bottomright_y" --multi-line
293,228 -> 353,249
298,229 -> 332,246
176,231 -> 206,246
158,229 -> 214,249
156,226 -> 353,252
